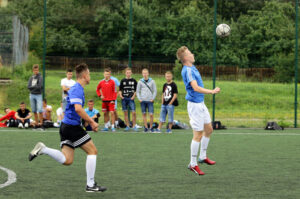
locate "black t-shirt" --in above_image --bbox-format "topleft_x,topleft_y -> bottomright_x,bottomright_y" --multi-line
119,78 -> 138,98
17,109 -> 30,118
162,82 -> 178,106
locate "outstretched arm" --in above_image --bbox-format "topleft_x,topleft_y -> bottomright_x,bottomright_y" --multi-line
190,80 -> 220,94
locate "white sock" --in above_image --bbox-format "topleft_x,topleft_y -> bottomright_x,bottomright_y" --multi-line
115,120 -> 119,126
190,140 -> 200,167
199,136 -> 210,160
105,122 -> 110,128
111,124 -> 115,129
86,155 -> 97,187
41,147 -> 66,164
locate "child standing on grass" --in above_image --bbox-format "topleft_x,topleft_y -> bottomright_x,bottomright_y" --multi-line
156,71 -> 178,133
136,68 -> 157,132
96,68 -> 117,132
119,67 -> 138,131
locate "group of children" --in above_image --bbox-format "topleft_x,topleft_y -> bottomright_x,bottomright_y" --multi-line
96,67 -> 178,133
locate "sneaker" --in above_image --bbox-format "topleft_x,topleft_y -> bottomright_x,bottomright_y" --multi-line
86,182 -> 107,192
124,126 -> 130,131
144,127 -> 148,133
40,125 -> 45,131
166,129 -> 172,133
101,127 -> 109,132
24,123 -> 29,129
188,164 -> 205,175
156,129 -> 161,133
111,127 -> 116,132
18,123 -> 23,129
198,157 -> 216,165
133,127 -> 138,132
28,142 -> 45,161
150,128 -> 155,133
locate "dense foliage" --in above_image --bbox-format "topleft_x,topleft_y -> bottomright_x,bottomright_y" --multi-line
0,0 -> 299,82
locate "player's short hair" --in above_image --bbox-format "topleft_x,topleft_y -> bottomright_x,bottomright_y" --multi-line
165,71 -> 173,75
43,99 -> 47,103
75,63 -> 88,78
4,108 -> 8,112
20,102 -> 25,105
32,64 -> 39,70
142,68 -> 149,73
176,46 -> 188,62
88,99 -> 94,103
66,68 -> 73,73
104,67 -> 111,73
124,67 -> 132,72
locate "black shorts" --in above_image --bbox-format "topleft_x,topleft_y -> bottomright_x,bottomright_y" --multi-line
59,122 -> 91,149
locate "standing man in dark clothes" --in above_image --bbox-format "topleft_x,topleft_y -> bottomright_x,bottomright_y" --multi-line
28,64 -> 44,129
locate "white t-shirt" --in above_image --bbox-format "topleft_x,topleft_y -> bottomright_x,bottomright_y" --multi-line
61,78 -> 76,98
56,107 -> 63,117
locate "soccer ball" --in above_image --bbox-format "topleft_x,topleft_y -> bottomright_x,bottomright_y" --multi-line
216,24 -> 230,37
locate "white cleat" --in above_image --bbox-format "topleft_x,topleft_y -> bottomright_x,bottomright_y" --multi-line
18,123 -> 23,129
28,142 -> 45,161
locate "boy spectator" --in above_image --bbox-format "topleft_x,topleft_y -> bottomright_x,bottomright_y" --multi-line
96,68 -> 117,132
83,99 -> 100,131
110,75 -> 120,128
27,64 -> 43,128
42,99 -> 52,121
119,67 -> 138,131
0,108 -> 16,127
156,71 -> 178,133
136,68 -> 157,132
15,102 -> 32,129
61,69 -> 76,112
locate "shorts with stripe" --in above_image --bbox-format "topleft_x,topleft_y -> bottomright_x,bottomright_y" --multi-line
59,122 -> 91,149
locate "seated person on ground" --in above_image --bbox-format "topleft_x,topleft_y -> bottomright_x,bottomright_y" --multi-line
83,99 -> 100,131
54,101 -> 63,127
0,108 -> 17,127
42,99 -> 52,121
15,102 -> 32,129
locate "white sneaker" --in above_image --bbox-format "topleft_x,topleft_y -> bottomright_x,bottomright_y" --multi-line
28,142 -> 46,161
18,123 -> 23,129
24,123 -> 29,129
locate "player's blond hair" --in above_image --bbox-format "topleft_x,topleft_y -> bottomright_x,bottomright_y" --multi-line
176,46 -> 188,62
165,71 -> 173,75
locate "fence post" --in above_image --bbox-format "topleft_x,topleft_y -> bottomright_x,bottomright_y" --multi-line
42,0 -> 47,99
212,0 -> 218,124
294,0 -> 299,128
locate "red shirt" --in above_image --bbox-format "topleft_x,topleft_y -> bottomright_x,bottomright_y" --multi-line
0,111 -> 16,122
96,79 -> 117,101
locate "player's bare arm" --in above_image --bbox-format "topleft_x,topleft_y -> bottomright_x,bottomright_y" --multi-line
74,104 -> 98,132
190,80 -> 220,94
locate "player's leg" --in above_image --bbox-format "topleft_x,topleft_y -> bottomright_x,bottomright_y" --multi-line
167,105 -> 174,133
141,102 -> 148,131
110,111 -> 115,131
122,99 -> 129,128
37,94 -> 43,127
198,103 -> 216,165
157,105 -> 167,132
80,140 -> 107,192
114,100 -> 119,127
130,100 -> 137,130
102,102 -> 109,131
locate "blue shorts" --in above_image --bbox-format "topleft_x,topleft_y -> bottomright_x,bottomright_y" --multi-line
140,101 -> 154,114
159,104 -> 175,123
115,100 -> 117,109
122,98 -> 136,111
30,94 -> 43,113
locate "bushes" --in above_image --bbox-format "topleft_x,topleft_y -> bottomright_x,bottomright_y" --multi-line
173,60 -> 182,80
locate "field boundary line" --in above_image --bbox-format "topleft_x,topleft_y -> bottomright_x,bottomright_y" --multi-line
0,166 -> 17,189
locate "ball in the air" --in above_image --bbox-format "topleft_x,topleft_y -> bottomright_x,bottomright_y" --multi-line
216,24 -> 230,37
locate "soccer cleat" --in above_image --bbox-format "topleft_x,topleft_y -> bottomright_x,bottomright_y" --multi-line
198,157 -> 216,165
166,129 -> 172,133
101,127 -> 109,132
18,123 -> 23,129
28,142 -> 45,161
24,123 -> 29,129
86,182 -> 107,193
111,127 -> 116,132
188,164 -> 205,175
124,126 -> 130,131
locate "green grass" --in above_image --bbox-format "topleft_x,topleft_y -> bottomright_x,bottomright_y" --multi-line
0,128 -> 300,199
1,70 -> 300,127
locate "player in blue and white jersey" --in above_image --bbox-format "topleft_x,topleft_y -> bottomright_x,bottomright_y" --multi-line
28,63 -> 107,192
177,46 -> 221,175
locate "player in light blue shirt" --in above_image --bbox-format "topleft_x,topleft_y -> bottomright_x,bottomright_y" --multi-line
177,46 -> 220,176
84,99 -> 100,131
29,64 -> 107,192
111,75 -> 120,127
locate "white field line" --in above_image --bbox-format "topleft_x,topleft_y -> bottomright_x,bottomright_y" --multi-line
0,166 -> 17,189
0,128 -> 299,136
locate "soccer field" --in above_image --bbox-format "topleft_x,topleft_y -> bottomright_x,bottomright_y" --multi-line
0,128 -> 300,199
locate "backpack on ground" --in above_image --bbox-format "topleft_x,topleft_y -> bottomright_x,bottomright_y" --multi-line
213,121 -> 226,130
265,122 -> 284,130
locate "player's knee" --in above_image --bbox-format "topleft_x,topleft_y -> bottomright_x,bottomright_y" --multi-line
63,158 -> 73,166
